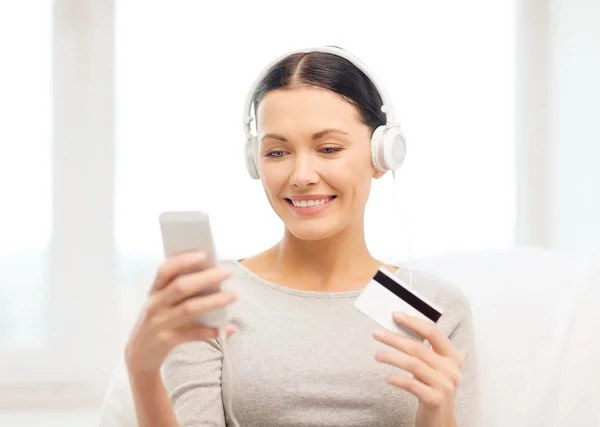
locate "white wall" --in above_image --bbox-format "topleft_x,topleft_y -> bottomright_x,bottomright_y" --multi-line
549,0 -> 600,252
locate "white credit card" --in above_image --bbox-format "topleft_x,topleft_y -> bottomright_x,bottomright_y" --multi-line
354,267 -> 443,340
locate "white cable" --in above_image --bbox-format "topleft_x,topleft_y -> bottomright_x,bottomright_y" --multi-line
218,328 -> 241,427
391,169 -> 413,289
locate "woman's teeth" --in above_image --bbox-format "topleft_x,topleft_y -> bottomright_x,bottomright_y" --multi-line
291,198 -> 332,208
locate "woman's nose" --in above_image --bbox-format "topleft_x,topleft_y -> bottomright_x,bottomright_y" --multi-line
289,154 -> 319,188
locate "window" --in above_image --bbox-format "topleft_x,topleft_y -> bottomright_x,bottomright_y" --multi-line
0,1 -> 116,405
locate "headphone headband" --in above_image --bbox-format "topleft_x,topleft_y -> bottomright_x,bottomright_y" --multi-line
242,46 -> 397,140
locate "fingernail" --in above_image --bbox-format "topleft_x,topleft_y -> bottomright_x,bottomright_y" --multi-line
195,251 -> 207,260
226,324 -> 239,335
373,330 -> 386,339
227,292 -> 238,302
393,312 -> 405,320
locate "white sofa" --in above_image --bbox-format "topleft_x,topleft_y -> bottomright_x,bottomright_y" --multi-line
98,246 -> 600,427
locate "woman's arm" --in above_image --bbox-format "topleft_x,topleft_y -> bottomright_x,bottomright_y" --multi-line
125,335 -> 230,427
128,368 -> 180,427
161,338 -> 228,427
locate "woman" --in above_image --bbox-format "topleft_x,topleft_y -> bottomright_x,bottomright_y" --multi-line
123,46 -> 477,427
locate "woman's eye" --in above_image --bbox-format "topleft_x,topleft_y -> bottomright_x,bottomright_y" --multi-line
266,151 -> 285,158
321,147 -> 342,155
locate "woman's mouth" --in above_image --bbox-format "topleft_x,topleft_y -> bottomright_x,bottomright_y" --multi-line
284,196 -> 337,216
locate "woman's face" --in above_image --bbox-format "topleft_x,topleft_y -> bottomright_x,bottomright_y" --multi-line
255,86 -> 384,241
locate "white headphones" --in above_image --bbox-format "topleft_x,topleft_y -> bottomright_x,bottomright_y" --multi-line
242,46 -> 407,180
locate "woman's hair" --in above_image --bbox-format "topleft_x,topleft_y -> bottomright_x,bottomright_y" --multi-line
251,52 -> 386,132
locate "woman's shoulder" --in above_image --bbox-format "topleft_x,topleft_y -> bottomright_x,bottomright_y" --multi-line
216,258 -> 249,280
215,258 -> 267,291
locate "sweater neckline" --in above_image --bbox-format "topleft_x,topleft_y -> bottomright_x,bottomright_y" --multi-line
224,259 -> 400,299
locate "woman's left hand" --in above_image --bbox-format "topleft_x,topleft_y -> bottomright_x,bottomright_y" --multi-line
373,312 -> 464,427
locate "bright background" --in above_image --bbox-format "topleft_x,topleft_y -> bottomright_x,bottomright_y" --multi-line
0,0 -> 598,425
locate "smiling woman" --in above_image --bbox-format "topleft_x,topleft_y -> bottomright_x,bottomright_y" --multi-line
103,2 -> 520,426
0,0 -> 524,422
114,46 -> 478,427
248,49 -> 401,244
256,84 -> 383,241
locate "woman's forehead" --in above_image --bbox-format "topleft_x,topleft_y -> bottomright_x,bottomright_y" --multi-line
256,87 -> 363,131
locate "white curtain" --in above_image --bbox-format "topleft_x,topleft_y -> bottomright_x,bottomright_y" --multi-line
0,0 -> 516,407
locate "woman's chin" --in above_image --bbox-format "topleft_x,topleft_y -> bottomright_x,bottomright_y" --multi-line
284,220 -> 344,242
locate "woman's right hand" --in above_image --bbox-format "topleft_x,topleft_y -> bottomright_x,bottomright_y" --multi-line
124,250 -> 238,377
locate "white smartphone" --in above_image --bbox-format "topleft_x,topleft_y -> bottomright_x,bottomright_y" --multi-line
158,211 -> 229,328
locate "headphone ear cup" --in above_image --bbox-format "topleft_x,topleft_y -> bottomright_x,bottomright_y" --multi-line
244,136 -> 260,179
370,126 -> 387,171
382,125 -> 406,170
370,125 -> 407,171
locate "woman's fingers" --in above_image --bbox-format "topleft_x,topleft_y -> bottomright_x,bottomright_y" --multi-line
150,250 -> 207,293
162,290 -> 238,328
158,266 -> 232,307
385,374 -> 444,409
126,256 -> 238,375
393,313 -> 463,366
373,329 -> 461,386
375,350 -> 456,393
374,329 -> 442,369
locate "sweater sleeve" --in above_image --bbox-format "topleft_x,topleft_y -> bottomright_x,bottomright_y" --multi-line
161,338 -> 226,427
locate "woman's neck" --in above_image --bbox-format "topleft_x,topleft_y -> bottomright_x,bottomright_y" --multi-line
261,223 -> 383,291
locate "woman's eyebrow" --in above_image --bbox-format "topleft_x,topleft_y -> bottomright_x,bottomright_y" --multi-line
261,128 -> 350,142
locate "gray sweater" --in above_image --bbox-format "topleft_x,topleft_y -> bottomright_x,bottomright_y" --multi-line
162,260 -> 478,427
